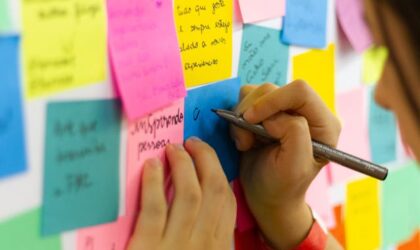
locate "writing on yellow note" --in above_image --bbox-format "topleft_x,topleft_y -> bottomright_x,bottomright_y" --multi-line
22,0 -> 107,98
293,44 -> 335,113
174,0 -> 232,87
345,177 -> 381,250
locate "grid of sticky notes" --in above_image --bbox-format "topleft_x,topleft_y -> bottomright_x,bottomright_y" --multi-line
0,0 -> 419,250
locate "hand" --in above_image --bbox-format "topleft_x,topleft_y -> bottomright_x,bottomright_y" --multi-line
231,81 -> 341,249
127,138 -> 236,250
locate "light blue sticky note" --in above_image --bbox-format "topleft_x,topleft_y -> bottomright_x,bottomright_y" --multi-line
382,161 -> 420,246
281,0 -> 327,48
0,35 -> 27,178
368,87 -> 397,164
238,25 -> 289,86
42,99 -> 121,235
185,78 -> 241,181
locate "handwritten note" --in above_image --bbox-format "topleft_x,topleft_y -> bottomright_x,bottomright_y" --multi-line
0,0 -> 12,31
0,209 -> 61,250
336,0 -> 373,53
0,36 -> 27,178
238,0 -> 285,23
185,78 -> 240,181
382,162 -> 420,246
362,46 -> 388,84
42,100 -> 121,235
22,0 -> 107,98
175,0 -> 233,87
293,44 -> 335,112
368,87 -> 397,164
108,0 -> 185,120
77,100 -> 185,250
345,177 -> 381,250
238,25 -> 289,86
281,0 -> 327,48
330,87 -> 368,184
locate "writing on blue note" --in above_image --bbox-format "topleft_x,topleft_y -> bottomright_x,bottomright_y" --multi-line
281,0 -> 327,48
184,78 -> 241,181
239,25 -> 289,86
368,87 -> 397,164
42,100 -> 121,235
0,36 -> 27,178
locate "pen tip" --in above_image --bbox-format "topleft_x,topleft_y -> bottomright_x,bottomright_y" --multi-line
211,109 -> 218,113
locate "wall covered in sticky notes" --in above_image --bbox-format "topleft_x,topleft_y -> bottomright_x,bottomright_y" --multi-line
0,0 -> 419,249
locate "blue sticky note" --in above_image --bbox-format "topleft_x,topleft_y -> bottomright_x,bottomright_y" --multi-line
42,100 -> 121,235
239,25 -> 289,86
368,87 -> 397,164
185,78 -> 241,181
0,35 -> 27,178
281,0 -> 327,48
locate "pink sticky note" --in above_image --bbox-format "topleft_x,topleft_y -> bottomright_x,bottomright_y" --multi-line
336,0 -> 373,53
238,0 -> 285,23
108,0 -> 186,120
306,167 -> 335,228
77,100 -> 185,250
330,87 -> 369,184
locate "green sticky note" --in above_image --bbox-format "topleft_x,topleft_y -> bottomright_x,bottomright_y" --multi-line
42,99 -> 121,235
238,24 -> 289,86
0,209 -> 60,250
0,0 -> 12,32
382,161 -> 420,246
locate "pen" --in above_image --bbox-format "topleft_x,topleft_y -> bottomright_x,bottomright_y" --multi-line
211,109 -> 388,181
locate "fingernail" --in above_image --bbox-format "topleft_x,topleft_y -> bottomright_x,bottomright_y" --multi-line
243,107 -> 254,121
173,143 -> 185,150
145,158 -> 161,167
188,136 -> 202,142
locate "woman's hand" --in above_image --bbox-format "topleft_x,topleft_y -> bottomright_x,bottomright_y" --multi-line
231,81 -> 341,249
127,138 -> 236,250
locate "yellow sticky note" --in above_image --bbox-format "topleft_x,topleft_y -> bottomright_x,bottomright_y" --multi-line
362,46 -> 388,85
22,0 -> 107,98
345,177 -> 381,250
174,0 -> 233,87
292,44 -> 335,113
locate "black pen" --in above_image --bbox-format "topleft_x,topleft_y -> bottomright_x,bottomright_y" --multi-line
212,109 -> 388,181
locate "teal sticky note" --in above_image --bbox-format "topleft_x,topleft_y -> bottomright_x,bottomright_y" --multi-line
368,87 -> 397,164
382,161 -> 420,246
0,0 -> 12,32
281,0 -> 327,48
0,35 -> 27,178
0,209 -> 60,250
42,100 -> 121,235
238,25 -> 289,86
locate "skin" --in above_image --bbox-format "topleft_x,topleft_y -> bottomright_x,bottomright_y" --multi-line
128,0 -> 419,249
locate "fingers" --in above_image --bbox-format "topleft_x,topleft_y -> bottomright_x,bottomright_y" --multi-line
164,144 -> 202,241
214,186 -> 236,242
184,138 -> 232,242
128,159 -> 167,250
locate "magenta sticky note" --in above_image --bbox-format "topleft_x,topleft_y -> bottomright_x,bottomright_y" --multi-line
107,0 -> 186,120
238,0 -> 285,23
336,0 -> 373,53
330,87 -> 369,184
306,167 -> 335,228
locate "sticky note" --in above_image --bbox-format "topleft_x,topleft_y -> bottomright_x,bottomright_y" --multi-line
305,167 -> 335,228
362,46 -> 388,84
397,231 -> 420,250
0,36 -> 27,178
329,205 -> 346,247
330,87 -> 369,184
336,0 -> 373,53
238,0 -> 285,23
368,87 -> 397,164
0,209 -> 60,250
185,78 -> 240,181
345,177 -> 381,250
382,161 -> 420,246
175,0 -> 233,87
292,44 -> 335,112
0,0 -> 12,31
42,100 -> 121,235
281,0 -> 328,48
22,0 -> 107,98
108,0 -> 185,120
238,25 -> 289,86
